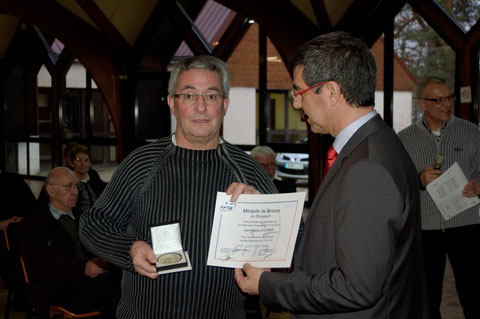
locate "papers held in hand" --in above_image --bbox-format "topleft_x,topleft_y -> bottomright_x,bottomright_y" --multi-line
150,222 -> 190,272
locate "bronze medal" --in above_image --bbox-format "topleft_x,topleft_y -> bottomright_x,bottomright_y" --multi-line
157,253 -> 182,265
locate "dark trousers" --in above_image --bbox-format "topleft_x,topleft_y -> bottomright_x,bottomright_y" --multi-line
50,270 -> 122,319
422,224 -> 480,319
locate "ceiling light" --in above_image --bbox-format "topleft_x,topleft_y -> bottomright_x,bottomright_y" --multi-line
267,56 -> 282,63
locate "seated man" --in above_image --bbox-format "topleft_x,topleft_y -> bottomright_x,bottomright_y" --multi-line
251,146 -> 296,193
20,167 -> 120,318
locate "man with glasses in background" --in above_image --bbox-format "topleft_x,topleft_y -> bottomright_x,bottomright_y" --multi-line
251,145 -> 296,194
235,31 -> 428,319
80,55 -> 276,318
398,76 -> 480,319
20,167 -> 120,318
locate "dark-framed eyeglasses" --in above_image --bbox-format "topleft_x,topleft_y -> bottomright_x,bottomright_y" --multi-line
173,93 -> 224,106
419,94 -> 456,105
291,81 -> 328,101
74,157 -> 90,163
50,183 -> 79,191
259,163 -> 276,170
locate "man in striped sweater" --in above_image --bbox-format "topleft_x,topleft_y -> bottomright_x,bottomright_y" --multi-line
79,55 -> 276,318
398,76 -> 480,319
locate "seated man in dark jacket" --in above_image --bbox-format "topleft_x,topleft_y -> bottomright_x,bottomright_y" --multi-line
20,167 -> 120,318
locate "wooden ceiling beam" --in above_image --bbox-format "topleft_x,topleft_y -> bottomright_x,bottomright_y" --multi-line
0,0 -> 126,158
167,1 -> 211,56
131,0 -> 175,67
408,0 -> 465,50
216,0 -> 318,65
335,0 -> 407,47
75,0 -> 130,52
212,14 -> 251,61
310,0 -> 332,30
466,19 -> 480,45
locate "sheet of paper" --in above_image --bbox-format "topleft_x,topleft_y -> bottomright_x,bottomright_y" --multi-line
426,162 -> 480,220
207,192 -> 306,268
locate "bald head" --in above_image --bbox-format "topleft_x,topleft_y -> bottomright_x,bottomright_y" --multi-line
45,167 -> 73,186
45,167 -> 79,212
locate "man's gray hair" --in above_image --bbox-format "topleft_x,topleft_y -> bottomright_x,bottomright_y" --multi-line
168,55 -> 230,98
290,31 -> 376,108
416,76 -> 447,98
250,146 -> 276,159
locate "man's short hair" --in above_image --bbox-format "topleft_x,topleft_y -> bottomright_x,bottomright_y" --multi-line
168,55 -> 230,98
416,76 -> 447,98
70,144 -> 90,162
250,146 -> 276,159
290,31 -> 376,108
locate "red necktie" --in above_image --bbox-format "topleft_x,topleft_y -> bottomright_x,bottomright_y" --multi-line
322,145 -> 338,179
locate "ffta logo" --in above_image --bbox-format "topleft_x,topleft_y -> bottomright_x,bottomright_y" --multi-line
219,201 -> 235,213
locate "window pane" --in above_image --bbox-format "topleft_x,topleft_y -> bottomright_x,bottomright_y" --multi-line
36,142 -> 51,176
4,142 -> 50,176
5,68 -> 26,134
394,3 -> 455,127
62,88 -> 84,138
135,79 -> 171,141
37,88 -> 52,137
434,0 -> 480,32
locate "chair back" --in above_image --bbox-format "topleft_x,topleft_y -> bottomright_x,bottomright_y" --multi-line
2,222 -> 29,319
10,221 -> 100,318
4,222 -> 26,286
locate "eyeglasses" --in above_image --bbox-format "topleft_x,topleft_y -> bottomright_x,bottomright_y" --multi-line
420,94 -> 456,105
50,183 -> 79,191
173,93 -> 224,106
259,163 -> 276,170
74,157 -> 90,163
291,81 -> 328,101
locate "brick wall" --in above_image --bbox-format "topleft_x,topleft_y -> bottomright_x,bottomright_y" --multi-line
227,25 -> 417,93
227,23 -> 292,89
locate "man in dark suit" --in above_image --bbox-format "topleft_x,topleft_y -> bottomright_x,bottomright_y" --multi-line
20,167 -> 120,318
235,31 -> 429,318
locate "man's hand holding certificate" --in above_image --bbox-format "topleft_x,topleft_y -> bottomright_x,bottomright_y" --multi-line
207,192 -> 306,268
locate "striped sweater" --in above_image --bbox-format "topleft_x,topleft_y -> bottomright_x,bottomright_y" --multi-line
397,116 -> 480,230
79,136 -> 277,318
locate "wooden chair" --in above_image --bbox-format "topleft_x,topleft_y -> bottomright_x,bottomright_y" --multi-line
49,305 -> 100,318
2,222 -> 30,319
5,222 -> 101,319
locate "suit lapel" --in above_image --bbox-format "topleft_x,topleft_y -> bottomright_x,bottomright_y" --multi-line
303,115 -> 387,227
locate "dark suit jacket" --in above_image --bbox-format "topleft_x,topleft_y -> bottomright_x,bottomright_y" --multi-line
20,205 -> 120,317
274,178 -> 297,194
259,115 -> 428,318
20,204 -> 89,283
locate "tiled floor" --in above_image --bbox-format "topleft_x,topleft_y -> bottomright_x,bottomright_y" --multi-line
0,259 -> 464,319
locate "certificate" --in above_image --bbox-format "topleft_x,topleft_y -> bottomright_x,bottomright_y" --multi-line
426,162 -> 480,220
207,192 -> 306,268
